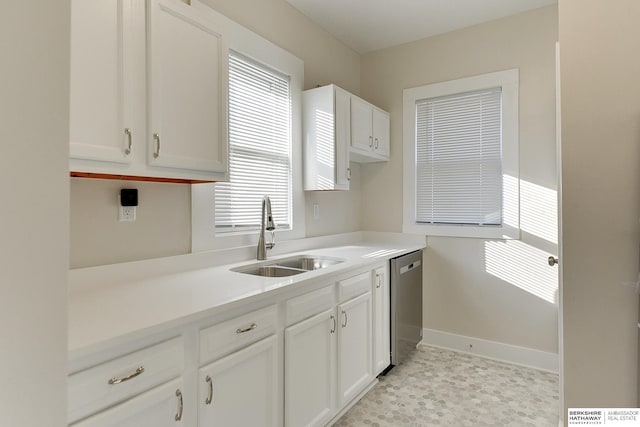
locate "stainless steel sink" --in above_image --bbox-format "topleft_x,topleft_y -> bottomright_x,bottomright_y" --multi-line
231,255 -> 344,277
276,256 -> 343,271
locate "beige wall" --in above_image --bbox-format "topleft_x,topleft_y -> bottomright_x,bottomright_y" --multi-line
70,0 -> 362,268
0,2 -> 69,425
559,0 -> 639,410
360,6 -> 560,353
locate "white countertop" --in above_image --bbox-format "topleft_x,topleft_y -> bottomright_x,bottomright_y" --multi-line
68,232 -> 425,358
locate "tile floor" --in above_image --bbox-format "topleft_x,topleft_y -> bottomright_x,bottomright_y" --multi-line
334,346 -> 559,427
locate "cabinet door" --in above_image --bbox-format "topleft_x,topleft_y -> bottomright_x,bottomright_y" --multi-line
338,292 -> 373,407
350,96 -> 373,153
334,88 -> 351,190
71,378 -> 185,427
284,308 -> 336,427
198,335 -> 280,427
69,0 -> 137,164
372,108 -> 390,158
373,266 -> 390,375
148,0 -> 228,174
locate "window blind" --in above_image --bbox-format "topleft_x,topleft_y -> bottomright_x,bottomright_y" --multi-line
415,87 -> 503,226
215,52 -> 292,232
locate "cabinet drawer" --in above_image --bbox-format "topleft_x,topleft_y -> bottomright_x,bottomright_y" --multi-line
286,284 -> 335,326
68,336 -> 184,424
339,271 -> 371,302
199,304 -> 277,365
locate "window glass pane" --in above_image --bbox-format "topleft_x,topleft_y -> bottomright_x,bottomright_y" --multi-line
415,88 -> 502,226
215,52 -> 292,233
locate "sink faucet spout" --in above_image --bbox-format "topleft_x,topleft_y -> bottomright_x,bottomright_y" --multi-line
257,195 -> 276,260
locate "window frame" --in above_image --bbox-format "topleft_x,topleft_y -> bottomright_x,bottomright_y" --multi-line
191,4 -> 305,252
402,69 -> 520,239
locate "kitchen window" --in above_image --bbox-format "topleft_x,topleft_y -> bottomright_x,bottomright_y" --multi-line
191,9 -> 304,252
402,69 -> 520,239
214,51 -> 292,234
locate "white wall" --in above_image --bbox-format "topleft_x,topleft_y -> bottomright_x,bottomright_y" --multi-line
69,0 -> 363,268
360,6 -> 560,354
0,2 -> 70,426
559,0 -> 639,410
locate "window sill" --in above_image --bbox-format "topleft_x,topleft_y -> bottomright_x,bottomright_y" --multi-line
402,222 -> 520,240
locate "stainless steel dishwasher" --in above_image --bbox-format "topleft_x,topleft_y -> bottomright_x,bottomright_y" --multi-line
390,249 -> 423,367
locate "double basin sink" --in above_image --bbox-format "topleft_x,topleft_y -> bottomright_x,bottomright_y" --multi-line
232,255 -> 344,277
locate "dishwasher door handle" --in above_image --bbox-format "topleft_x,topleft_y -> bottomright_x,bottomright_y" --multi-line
400,260 -> 421,274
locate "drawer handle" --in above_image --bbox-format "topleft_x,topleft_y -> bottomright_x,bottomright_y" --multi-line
368,135 -> 373,147
108,366 -> 144,385
375,137 -> 379,149
175,389 -> 183,421
205,375 -> 213,405
236,323 -> 257,334
330,315 -> 336,334
342,310 -> 348,328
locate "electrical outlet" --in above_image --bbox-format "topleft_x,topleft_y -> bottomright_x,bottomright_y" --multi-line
119,206 -> 136,222
313,203 -> 320,220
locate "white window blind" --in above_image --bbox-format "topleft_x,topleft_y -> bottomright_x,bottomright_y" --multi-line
215,52 -> 292,233
415,87 -> 503,226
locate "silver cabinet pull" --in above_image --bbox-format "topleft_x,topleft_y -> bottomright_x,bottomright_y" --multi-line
153,133 -> 160,158
375,137 -> 379,149
108,366 -> 144,385
368,135 -> 373,147
376,273 -> 381,288
236,323 -> 257,334
124,128 -> 132,155
205,375 -> 213,405
548,256 -> 558,266
342,310 -> 347,328
330,315 -> 336,334
347,167 -> 351,181
175,389 -> 183,421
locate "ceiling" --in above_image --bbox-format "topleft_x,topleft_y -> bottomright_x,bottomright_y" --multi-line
286,0 -> 557,54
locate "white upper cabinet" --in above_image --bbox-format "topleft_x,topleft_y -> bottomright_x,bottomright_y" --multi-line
147,0 -> 227,174
69,0 -> 137,165
350,96 -> 390,163
303,85 -> 351,191
69,0 -> 228,182
372,108 -> 390,157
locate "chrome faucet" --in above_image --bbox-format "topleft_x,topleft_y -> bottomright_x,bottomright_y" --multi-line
257,195 -> 276,260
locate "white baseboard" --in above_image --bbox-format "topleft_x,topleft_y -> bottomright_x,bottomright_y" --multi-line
420,328 -> 559,374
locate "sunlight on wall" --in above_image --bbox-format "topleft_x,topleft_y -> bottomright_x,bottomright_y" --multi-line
520,179 -> 558,244
485,240 -> 558,304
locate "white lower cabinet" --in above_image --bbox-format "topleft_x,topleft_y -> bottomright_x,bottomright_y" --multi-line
69,263 -> 395,427
285,272 -> 376,427
198,335 -> 280,427
337,291 -> 373,407
285,308 -> 336,427
71,378 -> 185,427
372,265 -> 391,375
